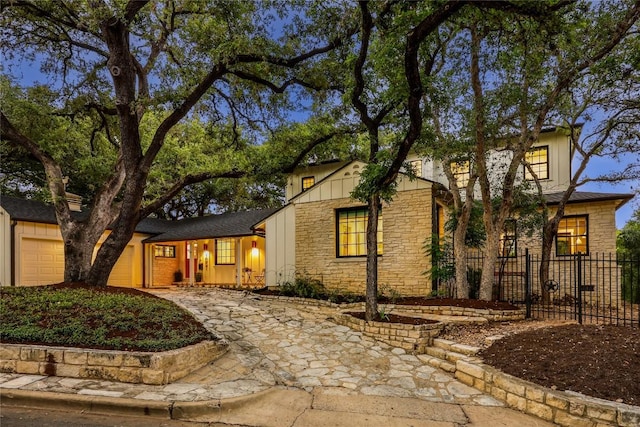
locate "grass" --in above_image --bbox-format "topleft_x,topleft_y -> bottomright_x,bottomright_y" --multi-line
0,284 -> 217,352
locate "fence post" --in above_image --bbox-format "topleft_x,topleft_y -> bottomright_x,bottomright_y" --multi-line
576,253 -> 583,325
525,249 -> 531,319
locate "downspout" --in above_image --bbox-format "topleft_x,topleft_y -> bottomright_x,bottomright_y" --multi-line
10,220 -> 17,286
142,242 -> 146,288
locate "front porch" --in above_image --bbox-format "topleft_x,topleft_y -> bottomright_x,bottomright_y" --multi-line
145,235 -> 266,288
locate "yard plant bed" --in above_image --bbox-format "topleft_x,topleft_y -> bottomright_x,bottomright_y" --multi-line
346,311 -> 439,325
254,288 -> 519,311
0,283 -> 217,352
378,297 -> 519,311
480,324 -> 640,406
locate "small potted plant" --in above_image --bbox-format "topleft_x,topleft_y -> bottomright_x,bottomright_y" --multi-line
173,270 -> 183,283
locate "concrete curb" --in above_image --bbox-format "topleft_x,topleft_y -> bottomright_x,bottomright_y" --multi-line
0,387 -> 278,420
1,388 -> 173,418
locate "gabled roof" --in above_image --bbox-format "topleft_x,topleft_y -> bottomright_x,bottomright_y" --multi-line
0,195 -> 277,241
142,208 -> 279,243
544,191 -> 634,208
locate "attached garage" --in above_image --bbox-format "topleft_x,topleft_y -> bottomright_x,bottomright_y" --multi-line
19,237 -> 135,287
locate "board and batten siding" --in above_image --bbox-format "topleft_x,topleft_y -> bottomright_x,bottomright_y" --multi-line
265,204 -> 296,287
0,206 -> 12,286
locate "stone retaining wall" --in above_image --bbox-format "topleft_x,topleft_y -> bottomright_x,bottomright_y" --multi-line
455,360 -> 640,427
0,340 -> 228,385
255,293 -> 525,322
376,304 -> 526,321
333,313 -> 443,353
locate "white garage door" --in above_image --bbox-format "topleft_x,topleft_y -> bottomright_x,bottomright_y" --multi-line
20,238 -> 134,287
21,238 -> 65,285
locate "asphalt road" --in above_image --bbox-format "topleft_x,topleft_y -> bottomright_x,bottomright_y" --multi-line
0,405 -> 236,427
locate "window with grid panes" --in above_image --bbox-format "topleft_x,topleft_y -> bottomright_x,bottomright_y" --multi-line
524,146 -> 549,180
556,215 -> 588,255
336,208 -> 383,257
451,160 -> 470,188
301,176 -> 315,191
154,245 -> 175,258
215,238 -> 236,264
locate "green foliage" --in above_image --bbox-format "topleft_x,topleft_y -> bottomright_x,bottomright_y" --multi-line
378,283 -> 402,303
617,209 -> 640,303
279,273 -> 327,299
0,286 -> 216,352
423,234 -> 455,283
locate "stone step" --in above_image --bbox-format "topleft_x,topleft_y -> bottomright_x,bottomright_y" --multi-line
424,346 -> 469,363
432,338 -> 480,356
417,354 -> 457,373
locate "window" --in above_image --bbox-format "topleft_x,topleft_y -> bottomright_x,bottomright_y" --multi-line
451,160 -> 470,188
336,208 -> 383,257
409,160 -> 422,177
301,176 -> 315,191
154,245 -> 175,258
499,220 -> 517,257
524,146 -> 549,180
216,238 -> 236,264
556,215 -> 588,256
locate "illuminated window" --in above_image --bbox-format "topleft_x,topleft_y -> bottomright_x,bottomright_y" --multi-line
499,220 -> 517,258
301,176 -> 315,191
524,146 -> 549,180
216,238 -> 236,264
451,160 -> 470,188
556,215 -> 588,256
336,208 -> 383,257
409,160 -> 422,177
154,245 -> 175,258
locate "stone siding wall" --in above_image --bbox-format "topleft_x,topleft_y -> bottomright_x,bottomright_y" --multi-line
333,313 -> 443,353
0,340 -> 227,385
295,188 -> 434,296
153,256 -> 180,286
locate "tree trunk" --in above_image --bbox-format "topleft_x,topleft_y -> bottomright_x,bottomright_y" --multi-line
453,208 -> 471,299
365,194 -> 380,321
478,232 -> 499,301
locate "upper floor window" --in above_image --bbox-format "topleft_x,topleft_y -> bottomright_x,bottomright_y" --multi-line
301,176 -> 315,191
556,215 -> 588,256
216,238 -> 236,265
451,160 -> 470,188
336,207 -> 383,257
524,146 -> 549,180
409,160 -> 422,177
154,245 -> 175,258
499,220 -> 517,258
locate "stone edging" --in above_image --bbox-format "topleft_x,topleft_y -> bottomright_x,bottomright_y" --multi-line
253,293 -> 525,321
424,339 -> 640,427
332,313 -> 443,353
0,339 -> 228,385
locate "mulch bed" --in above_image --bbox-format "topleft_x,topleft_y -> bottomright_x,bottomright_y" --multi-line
480,324 -> 640,406
345,311 -> 439,325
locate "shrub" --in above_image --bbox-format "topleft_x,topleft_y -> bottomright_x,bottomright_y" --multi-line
0,285 -> 216,352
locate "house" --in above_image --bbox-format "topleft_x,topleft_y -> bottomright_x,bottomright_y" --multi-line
262,160 -> 449,296
0,195 -> 275,288
0,129 -> 633,294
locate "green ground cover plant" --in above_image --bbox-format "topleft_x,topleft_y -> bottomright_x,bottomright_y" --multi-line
0,284 -> 217,352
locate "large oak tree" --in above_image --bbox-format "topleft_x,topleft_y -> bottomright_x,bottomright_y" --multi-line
0,0 -> 352,286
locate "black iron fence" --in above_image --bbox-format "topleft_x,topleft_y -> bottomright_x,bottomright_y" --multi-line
435,250 -> 640,327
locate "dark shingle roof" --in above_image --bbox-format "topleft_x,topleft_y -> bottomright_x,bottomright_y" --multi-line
1,195 -> 278,241
544,191 -> 634,206
142,208 -> 279,243
0,195 -> 84,224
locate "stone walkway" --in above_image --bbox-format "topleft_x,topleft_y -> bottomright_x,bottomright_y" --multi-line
0,288 -> 500,406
